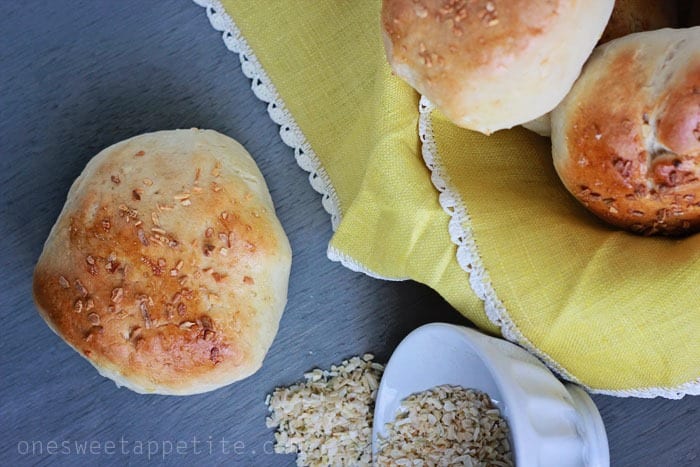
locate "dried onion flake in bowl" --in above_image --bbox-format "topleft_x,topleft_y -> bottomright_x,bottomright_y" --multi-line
375,385 -> 513,467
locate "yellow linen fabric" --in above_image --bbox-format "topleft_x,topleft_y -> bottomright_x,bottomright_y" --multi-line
219,1 -> 699,393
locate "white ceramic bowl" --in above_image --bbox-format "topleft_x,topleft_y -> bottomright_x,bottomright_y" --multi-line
373,323 -> 609,467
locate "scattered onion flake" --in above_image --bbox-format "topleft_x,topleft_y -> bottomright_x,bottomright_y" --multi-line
265,354 -> 384,466
265,360 -> 513,467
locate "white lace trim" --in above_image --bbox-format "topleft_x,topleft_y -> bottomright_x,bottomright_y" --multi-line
193,0 -> 402,282
193,0 -> 341,230
194,1 -> 698,398
418,97 -> 700,399
327,245 -> 408,281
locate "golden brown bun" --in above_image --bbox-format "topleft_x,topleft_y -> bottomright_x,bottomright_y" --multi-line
599,0 -> 678,43
523,0 -> 679,138
381,0 -> 614,134
551,28 -> 700,236
33,129 -> 292,394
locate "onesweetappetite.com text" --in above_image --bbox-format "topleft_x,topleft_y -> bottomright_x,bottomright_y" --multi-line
17,436 -> 276,460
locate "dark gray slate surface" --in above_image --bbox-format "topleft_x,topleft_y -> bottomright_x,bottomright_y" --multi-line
0,1 -> 698,466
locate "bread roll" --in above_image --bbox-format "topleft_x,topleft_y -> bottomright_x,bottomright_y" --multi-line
381,0 -> 614,134
551,28 -> 700,236
521,114 -> 551,137
33,129 -> 292,394
522,0 -> 678,138
599,0 -> 678,43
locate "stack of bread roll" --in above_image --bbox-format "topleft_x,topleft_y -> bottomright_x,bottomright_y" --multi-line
382,0 -> 699,236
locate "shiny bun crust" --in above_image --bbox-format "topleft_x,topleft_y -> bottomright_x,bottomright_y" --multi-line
33,129 -> 292,394
381,0 -> 614,134
551,28 -> 700,236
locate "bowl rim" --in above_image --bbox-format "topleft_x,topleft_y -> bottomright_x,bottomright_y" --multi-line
372,323 -> 526,455
372,322 -> 609,466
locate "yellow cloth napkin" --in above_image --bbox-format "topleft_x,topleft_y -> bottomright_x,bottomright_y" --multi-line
199,0 -> 700,396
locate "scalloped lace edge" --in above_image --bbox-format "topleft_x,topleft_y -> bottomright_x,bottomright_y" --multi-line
194,1 -> 698,398
418,97 -> 700,399
327,245 -> 408,282
193,0 -> 400,281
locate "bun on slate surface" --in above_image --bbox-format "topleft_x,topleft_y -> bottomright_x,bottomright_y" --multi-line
551,28 -> 700,236
33,129 -> 292,394
381,0 -> 614,134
